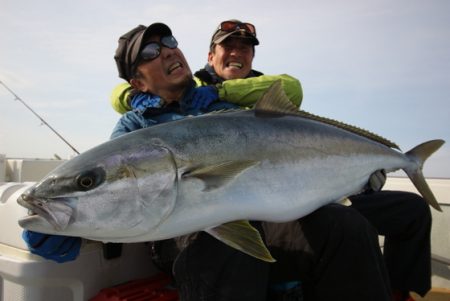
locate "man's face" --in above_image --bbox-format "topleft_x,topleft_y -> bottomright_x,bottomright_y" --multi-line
132,35 -> 192,97
208,37 -> 254,80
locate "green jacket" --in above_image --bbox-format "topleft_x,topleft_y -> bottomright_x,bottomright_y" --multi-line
110,74 -> 303,114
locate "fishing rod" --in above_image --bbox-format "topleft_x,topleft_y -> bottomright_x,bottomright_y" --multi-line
0,79 -> 80,155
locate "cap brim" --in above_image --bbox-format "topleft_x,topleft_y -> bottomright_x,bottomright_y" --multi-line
136,23 -> 172,54
143,23 -> 172,40
213,30 -> 259,46
129,23 -> 173,73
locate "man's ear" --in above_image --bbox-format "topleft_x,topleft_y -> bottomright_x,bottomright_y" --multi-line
130,78 -> 146,92
207,51 -> 214,65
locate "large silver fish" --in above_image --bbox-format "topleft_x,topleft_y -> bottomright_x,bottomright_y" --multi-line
17,82 -> 444,262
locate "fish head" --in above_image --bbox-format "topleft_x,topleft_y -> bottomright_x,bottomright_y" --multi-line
17,137 -> 178,241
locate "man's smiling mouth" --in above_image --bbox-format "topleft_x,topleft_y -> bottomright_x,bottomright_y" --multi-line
168,62 -> 182,74
227,62 -> 242,69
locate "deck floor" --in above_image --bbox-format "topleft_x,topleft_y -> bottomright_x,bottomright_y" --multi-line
411,287 -> 450,301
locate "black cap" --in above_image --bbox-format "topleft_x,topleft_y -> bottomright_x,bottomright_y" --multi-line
114,23 -> 172,81
210,19 -> 259,49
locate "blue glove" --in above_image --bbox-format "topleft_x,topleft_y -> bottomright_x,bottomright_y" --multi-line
130,92 -> 163,111
190,86 -> 218,110
22,230 -> 81,263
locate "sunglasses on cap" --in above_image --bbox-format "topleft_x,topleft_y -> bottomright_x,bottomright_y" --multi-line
140,35 -> 178,61
219,21 -> 256,36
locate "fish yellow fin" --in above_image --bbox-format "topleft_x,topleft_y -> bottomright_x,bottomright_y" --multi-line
205,220 -> 276,263
182,160 -> 259,191
339,197 -> 352,206
405,139 -> 445,212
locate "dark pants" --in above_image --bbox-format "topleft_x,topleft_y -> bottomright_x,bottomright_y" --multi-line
172,229 -> 270,301
264,203 -> 392,301
171,204 -> 391,301
350,190 -> 432,296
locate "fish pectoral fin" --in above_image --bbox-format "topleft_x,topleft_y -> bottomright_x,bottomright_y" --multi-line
182,160 -> 259,191
205,220 -> 276,263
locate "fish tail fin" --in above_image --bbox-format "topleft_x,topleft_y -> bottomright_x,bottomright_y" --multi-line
404,139 -> 445,212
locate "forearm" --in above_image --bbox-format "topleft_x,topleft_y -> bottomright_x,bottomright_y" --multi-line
110,113 -> 143,139
216,74 -> 303,107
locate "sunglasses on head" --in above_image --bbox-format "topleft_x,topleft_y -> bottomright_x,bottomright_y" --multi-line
219,21 -> 256,36
140,35 -> 178,61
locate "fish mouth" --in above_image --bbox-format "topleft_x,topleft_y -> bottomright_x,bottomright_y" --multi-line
17,194 -> 75,231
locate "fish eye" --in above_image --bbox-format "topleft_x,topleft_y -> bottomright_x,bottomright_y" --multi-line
76,167 -> 106,191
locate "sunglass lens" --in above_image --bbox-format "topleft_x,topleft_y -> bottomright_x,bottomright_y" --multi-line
243,23 -> 256,34
220,21 -> 256,35
161,36 -> 178,49
221,21 -> 237,31
141,43 -> 160,60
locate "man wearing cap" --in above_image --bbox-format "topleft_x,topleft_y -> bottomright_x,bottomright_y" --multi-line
194,20 -> 432,301
194,19 -> 261,82
174,19 -> 391,301
113,22 -> 280,301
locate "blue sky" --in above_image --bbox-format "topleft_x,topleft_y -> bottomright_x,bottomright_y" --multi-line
1,0 -> 449,178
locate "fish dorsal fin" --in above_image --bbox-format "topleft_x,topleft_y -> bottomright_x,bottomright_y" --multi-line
205,220 -> 276,262
255,80 -> 299,116
255,81 -> 399,149
295,110 -> 400,149
182,160 -> 259,191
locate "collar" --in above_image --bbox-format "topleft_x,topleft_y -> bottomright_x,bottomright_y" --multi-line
140,79 -> 196,117
195,64 -> 264,85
